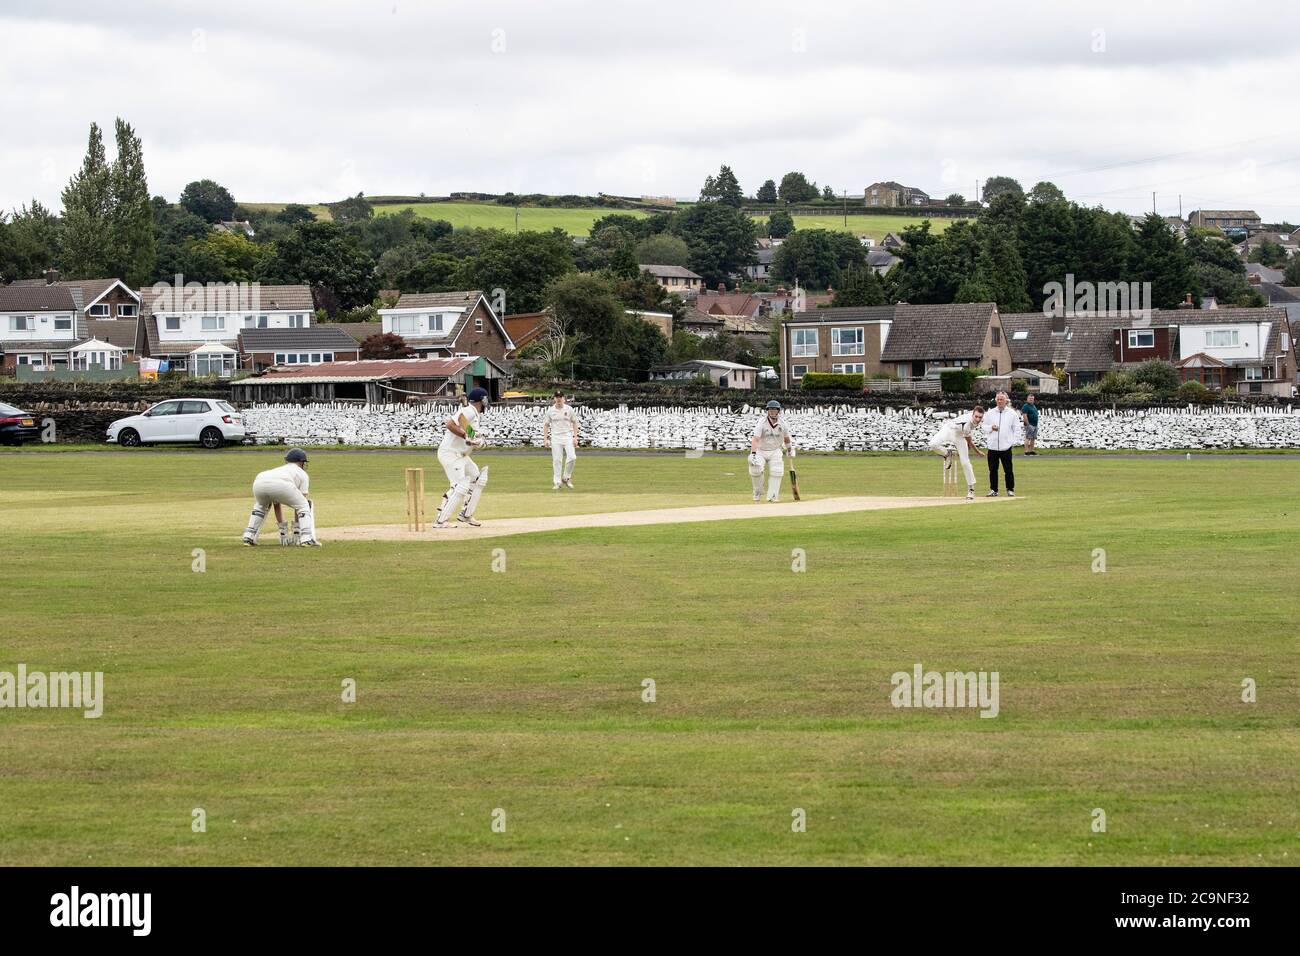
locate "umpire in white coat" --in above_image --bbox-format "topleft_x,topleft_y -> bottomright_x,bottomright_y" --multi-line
981,391 -> 1022,497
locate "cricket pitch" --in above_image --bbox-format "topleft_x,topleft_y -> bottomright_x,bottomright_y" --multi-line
325,494 -> 1018,541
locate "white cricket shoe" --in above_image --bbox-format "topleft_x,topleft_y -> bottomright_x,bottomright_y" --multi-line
767,496 -> 779,503
241,534 -> 257,546
966,487 -> 975,501
753,492 -> 761,502
299,538 -> 322,548
562,477 -> 574,489
457,512 -> 483,527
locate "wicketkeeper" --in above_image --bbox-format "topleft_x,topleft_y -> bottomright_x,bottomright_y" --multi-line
748,400 -> 794,502
242,448 -> 321,546
434,387 -> 490,529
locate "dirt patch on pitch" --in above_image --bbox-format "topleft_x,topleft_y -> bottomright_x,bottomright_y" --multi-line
325,494 -> 1017,542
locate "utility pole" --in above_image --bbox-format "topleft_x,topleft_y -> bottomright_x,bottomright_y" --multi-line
515,205 -> 520,234
1178,194 -> 1183,219
843,189 -> 847,228
1152,191 -> 1157,214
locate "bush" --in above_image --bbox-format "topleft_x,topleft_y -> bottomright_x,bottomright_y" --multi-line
1097,369 -> 1136,397
1009,378 -> 1028,397
940,368 -> 981,393
1131,360 -> 1180,395
1176,379 -> 1214,404
800,371 -> 865,391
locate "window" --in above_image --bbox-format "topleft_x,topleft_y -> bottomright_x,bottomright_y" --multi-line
428,314 -> 444,332
201,316 -> 225,331
288,314 -> 304,328
88,304 -> 109,318
193,354 -> 233,377
831,327 -> 864,356
475,315 -> 484,331
791,364 -> 808,379
165,316 -> 181,331
394,315 -> 419,334
992,326 -> 1001,346
16,354 -> 40,365
1243,366 -> 1264,380
118,304 -> 137,318
54,317 -> 72,330
791,328 -> 818,357
8,316 -> 34,331
243,316 -> 255,328
322,352 -> 333,363
1206,329 -> 1239,347
178,401 -> 210,414
1012,329 -> 1029,341
150,401 -> 181,416
832,363 -> 866,374
1127,330 -> 1155,348
258,315 -> 269,328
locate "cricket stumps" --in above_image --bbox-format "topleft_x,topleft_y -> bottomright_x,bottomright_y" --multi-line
405,467 -> 426,531
942,456 -> 959,497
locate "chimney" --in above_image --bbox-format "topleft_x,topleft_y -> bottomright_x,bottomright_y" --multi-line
1177,293 -> 1194,309
716,281 -> 726,293
1051,313 -> 1066,333
44,268 -> 59,286
1248,273 -> 1261,285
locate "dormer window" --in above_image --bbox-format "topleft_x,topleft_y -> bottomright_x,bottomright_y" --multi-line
88,304 -> 109,318
165,316 -> 181,331
428,314 -> 444,332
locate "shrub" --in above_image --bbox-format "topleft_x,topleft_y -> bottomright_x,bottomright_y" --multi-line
1097,369 -> 1136,397
1131,360 -> 1180,395
1009,378 -> 1029,397
940,367 -> 981,394
801,371 -> 865,391
1176,379 -> 1213,404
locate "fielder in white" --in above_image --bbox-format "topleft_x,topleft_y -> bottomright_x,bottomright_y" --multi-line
928,405 -> 985,501
542,389 -> 578,489
242,447 -> 321,546
434,387 -> 490,529
748,400 -> 794,502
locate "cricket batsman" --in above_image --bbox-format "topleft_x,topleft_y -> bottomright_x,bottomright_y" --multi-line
434,386 -> 490,529
542,389 -> 578,489
242,448 -> 321,546
748,400 -> 794,502
928,405 -> 985,501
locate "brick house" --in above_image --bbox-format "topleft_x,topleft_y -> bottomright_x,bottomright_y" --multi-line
237,325 -> 363,372
864,182 -> 930,207
778,302 -> 1007,389
377,290 -> 514,363
1187,209 -> 1262,234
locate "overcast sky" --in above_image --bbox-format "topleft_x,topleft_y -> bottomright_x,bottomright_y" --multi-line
3,0 -> 1299,221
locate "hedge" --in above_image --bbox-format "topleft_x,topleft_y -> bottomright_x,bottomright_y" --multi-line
800,372 -> 866,391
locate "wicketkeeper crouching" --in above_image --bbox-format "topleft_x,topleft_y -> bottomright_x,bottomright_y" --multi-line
748,400 -> 794,502
242,448 -> 321,547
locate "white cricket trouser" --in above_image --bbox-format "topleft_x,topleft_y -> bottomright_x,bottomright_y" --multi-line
437,448 -> 486,522
751,448 -> 785,500
551,436 -> 576,483
253,477 -> 308,512
929,434 -> 975,487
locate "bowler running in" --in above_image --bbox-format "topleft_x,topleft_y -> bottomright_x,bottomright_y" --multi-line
928,406 -> 985,501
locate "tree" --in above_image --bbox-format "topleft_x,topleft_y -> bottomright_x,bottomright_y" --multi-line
700,165 -> 744,207
756,179 -> 778,203
359,332 -> 414,359
544,273 -> 666,381
778,172 -> 819,204
981,176 -> 1024,202
945,193 -> 966,206
770,229 -> 866,289
671,202 -> 758,288
375,242 -> 460,292
632,233 -> 690,266
61,123 -> 113,278
179,179 -> 237,223
454,229 -> 575,313
1252,237 -> 1288,268
275,204 -> 317,225
766,209 -> 795,239
1131,212 -> 1195,309
258,220 -> 378,312
1027,181 -> 1066,204
2,201 -> 61,280
1285,256 -> 1300,286
327,193 -> 374,224
821,185 -> 836,201
107,118 -> 155,286
831,265 -> 888,307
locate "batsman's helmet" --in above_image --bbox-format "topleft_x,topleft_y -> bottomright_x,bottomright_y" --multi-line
285,448 -> 309,463
766,400 -> 782,410
468,387 -> 489,405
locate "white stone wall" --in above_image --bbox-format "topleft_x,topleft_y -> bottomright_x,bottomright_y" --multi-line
241,402 -> 1300,451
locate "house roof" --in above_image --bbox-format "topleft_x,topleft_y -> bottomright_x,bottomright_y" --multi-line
681,308 -> 724,327
502,311 -> 549,351
0,284 -> 78,312
998,312 -> 1076,366
238,325 -> 363,353
383,290 -> 514,351
86,319 -> 139,350
1194,209 -> 1261,220
879,303 -> 999,361
57,278 -> 140,307
329,321 -> 383,342
390,290 -> 483,311
654,359 -> 757,373
867,250 -> 900,268
722,315 -> 772,335
1246,263 -> 1286,283
239,357 -> 477,384
140,283 -> 315,313
694,291 -> 763,316
1177,351 -> 1229,368
641,264 -> 702,280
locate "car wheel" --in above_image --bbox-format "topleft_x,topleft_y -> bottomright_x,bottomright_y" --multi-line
118,428 -> 141,448
200,427 -> 225,449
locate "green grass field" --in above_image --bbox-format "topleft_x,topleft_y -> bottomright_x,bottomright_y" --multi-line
245,199 -> 957,239
1,448 -> 1295,865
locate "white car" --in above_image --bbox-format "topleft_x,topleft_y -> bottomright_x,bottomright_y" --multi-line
107,398 -> 249,449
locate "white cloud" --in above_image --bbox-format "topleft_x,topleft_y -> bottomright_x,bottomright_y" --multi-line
2,0 -> 1298,219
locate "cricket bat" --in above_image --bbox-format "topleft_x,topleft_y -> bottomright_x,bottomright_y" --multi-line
789,466 -> 801,501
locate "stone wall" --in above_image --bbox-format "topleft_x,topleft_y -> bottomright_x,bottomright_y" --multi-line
240,402 -> 1300,451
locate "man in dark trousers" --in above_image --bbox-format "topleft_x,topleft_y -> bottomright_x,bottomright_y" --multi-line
1021,392 -> 1040,456
981,390 -> 1022,497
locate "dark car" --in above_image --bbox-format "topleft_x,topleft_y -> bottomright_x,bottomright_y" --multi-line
0,401 -> 41,445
